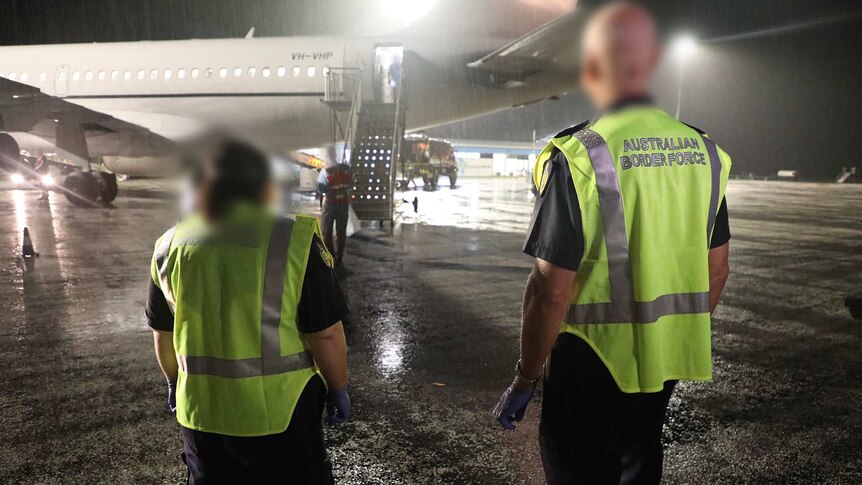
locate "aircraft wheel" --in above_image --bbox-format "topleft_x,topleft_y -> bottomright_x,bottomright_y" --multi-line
96,172 -> 119,203
430,175 -> 439,190
63,172 -> 99,206
0,133 -> 20,172
449,171 -> 457,188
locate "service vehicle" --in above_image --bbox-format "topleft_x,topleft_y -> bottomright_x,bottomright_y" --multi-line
399,134 -> 457,190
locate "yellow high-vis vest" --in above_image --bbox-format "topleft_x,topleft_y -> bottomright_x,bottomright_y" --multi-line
151,204 -> 323,436
534,106 -> 732,393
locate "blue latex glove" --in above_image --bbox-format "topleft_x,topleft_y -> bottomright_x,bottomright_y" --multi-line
167,380 -> 177,413
493,384 -> 534,431
326,388 -> 351,425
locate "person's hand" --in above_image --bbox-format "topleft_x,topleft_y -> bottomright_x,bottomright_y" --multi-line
493,383 -> 534,431
326,388 -> 351,425
167,380 -> 177,413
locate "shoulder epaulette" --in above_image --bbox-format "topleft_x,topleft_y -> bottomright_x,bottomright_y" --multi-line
553,120 -> 590,139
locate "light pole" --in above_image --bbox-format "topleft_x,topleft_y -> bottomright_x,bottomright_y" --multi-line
671,35 -> 697,119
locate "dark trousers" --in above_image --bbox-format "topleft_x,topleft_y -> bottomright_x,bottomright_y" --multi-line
540,334 -> 676,485
181,376 -> 333,485
321,201 -> 349,263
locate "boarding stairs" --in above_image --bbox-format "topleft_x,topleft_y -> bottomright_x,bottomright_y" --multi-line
322,64 -> 406,227
347,102 -> 403,224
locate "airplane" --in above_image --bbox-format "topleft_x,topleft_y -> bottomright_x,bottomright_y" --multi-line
0,0 -> 583,207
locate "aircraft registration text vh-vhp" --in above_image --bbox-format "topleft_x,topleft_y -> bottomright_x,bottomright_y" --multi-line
291,51 -> 334,61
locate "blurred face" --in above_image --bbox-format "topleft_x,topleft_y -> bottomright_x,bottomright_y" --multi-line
579,2 -> 660,109
580,49 -> 604,108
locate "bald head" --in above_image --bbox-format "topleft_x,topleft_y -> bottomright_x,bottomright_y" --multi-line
581,2 -> 659,108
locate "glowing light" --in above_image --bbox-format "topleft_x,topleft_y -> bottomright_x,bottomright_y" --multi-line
10,173 -> 24,185
671,35 -> 698,60
380,0 -> 437,25
41,174 -> 55,186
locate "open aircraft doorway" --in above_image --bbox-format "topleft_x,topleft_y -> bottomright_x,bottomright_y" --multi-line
374,45 -> 403,104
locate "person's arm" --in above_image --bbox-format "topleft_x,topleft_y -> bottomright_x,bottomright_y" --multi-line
517,258 -> 577,386
146,263 -> 180,412
305,322 -> 348,390
708,242 -> 730,313
152,330 -> 178,381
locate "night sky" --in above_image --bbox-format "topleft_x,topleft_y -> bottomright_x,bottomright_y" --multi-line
1,0 -> 861,177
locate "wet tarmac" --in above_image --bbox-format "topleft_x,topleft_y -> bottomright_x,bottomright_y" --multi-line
1,178 -> 860,484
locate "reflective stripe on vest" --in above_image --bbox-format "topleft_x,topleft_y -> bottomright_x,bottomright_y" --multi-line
154,226 -> 177,314
166,217 -> 314,378
702,135 -> 722,244
565,128 -> 721,324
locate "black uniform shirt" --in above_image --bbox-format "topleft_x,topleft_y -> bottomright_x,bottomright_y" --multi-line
146,234 -> 349,334
523,113 -> 730,271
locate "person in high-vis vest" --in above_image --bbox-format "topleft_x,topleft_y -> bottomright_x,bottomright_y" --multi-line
493,3 -> 731,484
317,156 -> 353,269
145,142 -> 351,484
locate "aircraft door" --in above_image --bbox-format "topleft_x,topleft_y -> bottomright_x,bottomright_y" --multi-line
374,45 -> 403,103
55,65 -> 69,96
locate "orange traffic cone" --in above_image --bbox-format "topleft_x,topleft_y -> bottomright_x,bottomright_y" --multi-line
22,227 -> 38,258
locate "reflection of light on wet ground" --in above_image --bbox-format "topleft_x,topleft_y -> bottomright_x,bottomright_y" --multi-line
373,306 -> 407,379
394,177 -> 535,234
377,333 -> 404,378
12,190 -> 27,244
47,192 -> 71,290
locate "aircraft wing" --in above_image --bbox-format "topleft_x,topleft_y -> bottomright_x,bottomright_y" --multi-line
467,9 -> 586,78
0,77 -> 174,159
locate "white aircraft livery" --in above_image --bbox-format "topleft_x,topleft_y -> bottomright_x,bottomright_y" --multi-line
0,3 -> 583,177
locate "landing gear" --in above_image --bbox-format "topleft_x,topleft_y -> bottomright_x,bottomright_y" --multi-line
429,175 -> 439,190
448,171 -> 457,188
63,172 -> 99,206
96,172 -> 118,203
63,171 -> 119,206
0,134 -> 20,173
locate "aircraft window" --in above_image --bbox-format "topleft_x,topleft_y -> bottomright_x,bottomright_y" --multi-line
306,66 -> 316,77
124,70 -> 132,80
178,68 -> 186,80
262,67 -> 271,78
206,68 -> 214,79
150,69 -> 159,80
277,66 -> 286,77
98,70 -> 106,81
39,72 -> 47,82
137,69 -> 145,80
292,66 -> 301,77
233,67 -> 242,78
111,70 -> 119,81
218,67 -> 228,78
191,68 -> 200,79
20,73 -> 29,82
85,71 -> 93,81
164,69 -> 172,80
72,71 -> 80,82
248,67 -> 257,78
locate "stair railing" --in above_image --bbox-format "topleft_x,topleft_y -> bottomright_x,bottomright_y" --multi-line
388,66 -> 407,223
322,67 -> 363,163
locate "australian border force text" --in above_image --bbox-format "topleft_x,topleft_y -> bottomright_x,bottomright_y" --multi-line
620,137 -> 705,170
